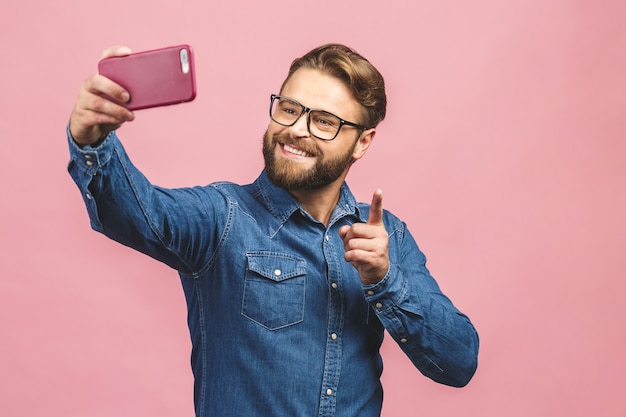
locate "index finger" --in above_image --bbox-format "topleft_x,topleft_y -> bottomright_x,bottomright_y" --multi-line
367,189 -> 384,225
84,73 -> 130,105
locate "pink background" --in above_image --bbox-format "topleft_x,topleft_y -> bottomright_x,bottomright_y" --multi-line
1,1 -> 625,415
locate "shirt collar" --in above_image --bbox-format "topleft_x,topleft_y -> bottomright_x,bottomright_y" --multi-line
254,171 -> 365,233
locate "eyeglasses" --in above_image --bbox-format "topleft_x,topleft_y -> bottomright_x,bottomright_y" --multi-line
269,94 -> 367,141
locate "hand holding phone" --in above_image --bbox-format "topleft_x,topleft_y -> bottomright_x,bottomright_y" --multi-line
98,45 -> 197,110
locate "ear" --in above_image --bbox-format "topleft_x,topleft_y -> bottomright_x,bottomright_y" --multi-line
352,128 -> 376,161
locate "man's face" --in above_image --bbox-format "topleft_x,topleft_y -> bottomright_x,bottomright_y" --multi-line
263,68 -> 371,192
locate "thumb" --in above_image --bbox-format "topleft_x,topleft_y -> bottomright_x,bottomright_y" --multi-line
367,189 -> 384,225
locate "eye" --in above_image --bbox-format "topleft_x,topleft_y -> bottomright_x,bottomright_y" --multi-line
278,101 -> 300,116
311,112 -> 339,130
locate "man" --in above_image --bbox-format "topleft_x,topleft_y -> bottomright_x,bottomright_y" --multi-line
67,43 -> 479,416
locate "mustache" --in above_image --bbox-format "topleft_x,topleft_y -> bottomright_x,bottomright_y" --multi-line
268,130 -> 321,157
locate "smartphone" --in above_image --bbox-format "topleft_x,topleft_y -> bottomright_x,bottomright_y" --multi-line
98,45 -> 196,110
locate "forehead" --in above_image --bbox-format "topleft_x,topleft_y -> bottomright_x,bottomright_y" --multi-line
280,68 -> 362,121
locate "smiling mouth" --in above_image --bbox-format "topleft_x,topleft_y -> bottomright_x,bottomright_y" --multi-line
283,143 -> 315,158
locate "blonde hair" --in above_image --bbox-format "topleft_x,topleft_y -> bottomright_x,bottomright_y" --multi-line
281,43 -> 386,128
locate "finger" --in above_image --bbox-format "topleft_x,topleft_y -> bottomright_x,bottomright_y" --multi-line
344,248 -> 379,264
343,237 -> 380,253
90,74 -> 131,104
339,223 -> 369,243
367,189 -> 384,225
79,76 -> 132,119
100,45 -> 132,60
87,96 -> 133,123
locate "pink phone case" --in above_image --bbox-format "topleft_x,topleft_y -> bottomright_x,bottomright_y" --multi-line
98,45 -> 196,110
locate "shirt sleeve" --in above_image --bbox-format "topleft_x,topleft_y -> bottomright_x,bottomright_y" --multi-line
66,127 -> 223,273
362,219 -> 479,387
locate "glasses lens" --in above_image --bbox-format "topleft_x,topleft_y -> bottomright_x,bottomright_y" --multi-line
271,96 -> 302,126
269,95 -> 342,140
309,110 -> 341,140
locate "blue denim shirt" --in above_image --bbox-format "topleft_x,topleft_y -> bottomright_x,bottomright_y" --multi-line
67,130 -> 478,417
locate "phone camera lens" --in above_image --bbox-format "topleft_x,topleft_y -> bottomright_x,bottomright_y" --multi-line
180,48 -> 190,74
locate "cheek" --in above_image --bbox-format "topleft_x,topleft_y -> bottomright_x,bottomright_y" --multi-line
267,121 -> 287,135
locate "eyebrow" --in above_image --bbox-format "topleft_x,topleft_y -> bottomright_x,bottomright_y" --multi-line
283,95 -> 361,125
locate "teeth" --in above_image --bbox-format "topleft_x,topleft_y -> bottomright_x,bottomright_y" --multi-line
284,144 -> 311,157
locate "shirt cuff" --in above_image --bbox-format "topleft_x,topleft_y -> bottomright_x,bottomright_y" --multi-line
67,125 -> 115,173
362,264 -> 407,312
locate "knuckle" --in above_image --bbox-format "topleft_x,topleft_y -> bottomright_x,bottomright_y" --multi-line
90,95 -> 126,119
351,224 -> 364,235
83,74 -> 101,93
90,95 -> 107,111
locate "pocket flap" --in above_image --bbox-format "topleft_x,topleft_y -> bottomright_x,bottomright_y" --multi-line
246,252 -> 306,282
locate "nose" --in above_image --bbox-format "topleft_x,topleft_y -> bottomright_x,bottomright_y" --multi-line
288,110 -> 311,138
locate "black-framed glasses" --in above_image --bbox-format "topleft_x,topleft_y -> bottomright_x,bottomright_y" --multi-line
269,94 -> 367,141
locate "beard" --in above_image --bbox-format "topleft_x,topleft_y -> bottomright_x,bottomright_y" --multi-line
262,129 -> 357,191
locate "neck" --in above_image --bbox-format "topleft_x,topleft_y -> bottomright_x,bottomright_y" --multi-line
290,182 -> 343,226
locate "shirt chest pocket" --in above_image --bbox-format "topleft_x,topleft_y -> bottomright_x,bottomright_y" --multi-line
242,252 -> 307,331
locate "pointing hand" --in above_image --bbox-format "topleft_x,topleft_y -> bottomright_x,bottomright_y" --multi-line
338,189 -> 389,285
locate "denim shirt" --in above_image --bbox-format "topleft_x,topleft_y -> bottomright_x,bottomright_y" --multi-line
67,130 -> 478,417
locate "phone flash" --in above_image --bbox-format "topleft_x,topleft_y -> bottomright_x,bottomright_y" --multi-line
180,48 -> 190,74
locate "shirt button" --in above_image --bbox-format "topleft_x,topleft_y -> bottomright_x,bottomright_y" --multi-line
274,269 -> 282,277
85,193 -> 92,200
86,160 -> 94,166
400,338 -> 408,344
331,283 -> 338,289
375,302 -> 383,309
367,290 -> 375,296
331,333 -> 337,340
325,235 -> 329,241
326,389 -> 333,396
